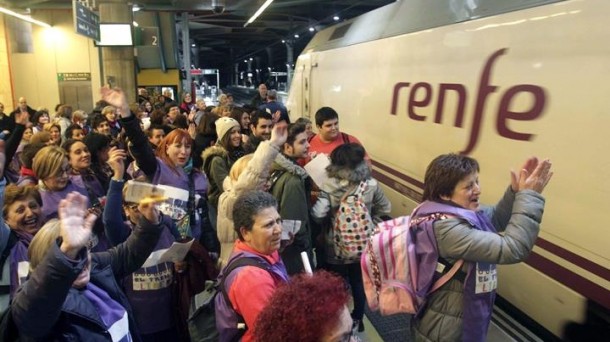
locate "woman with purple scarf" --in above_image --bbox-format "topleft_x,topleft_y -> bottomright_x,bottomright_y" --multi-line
100,86 -> 218,255
11,192 -> 164,341
32,145 -> 110,252
411,154 -> 553,342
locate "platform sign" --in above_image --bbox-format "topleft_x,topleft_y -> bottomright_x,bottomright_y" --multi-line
73,0 -> 100,41
58,73 -> 92,81
203,69 -> 218,75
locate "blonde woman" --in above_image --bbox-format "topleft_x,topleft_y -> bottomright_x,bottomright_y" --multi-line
11,192 -> 163,341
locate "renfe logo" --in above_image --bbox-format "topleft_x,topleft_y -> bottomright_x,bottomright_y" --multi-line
390,48 -> 546,155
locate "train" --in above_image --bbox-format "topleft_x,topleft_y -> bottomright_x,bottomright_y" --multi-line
285,0 -> 610,339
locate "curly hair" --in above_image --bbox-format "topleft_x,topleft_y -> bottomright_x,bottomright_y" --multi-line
253,271 -> 350,342
232,190 -> 277,240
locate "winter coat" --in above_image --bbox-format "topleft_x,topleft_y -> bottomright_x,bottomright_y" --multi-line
11,215 -> 164,341
269,154 -> 312,274
217,141 -> 280,267
202,145 -> 230,209
311,160 -> 391,264
412,188 -> 545,342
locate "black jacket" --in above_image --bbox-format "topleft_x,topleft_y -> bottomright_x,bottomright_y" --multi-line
11,217 -> 163,341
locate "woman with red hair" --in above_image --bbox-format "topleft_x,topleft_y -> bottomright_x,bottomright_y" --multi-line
253,270 -> 360,342
101,87 -> 218,253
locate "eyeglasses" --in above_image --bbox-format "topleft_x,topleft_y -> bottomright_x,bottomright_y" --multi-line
55,166 -> 71,177
125,203 -> 139,211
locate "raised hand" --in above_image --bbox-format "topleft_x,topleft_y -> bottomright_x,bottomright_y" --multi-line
107,147 -> 127,180
511,157 -> 538,192
188,122 -> 197,139
515,158 -> 553,194
100,86 -> 130,118
58,192 -> 98,259
270,121 -> 288,149
14,110 -> 30,125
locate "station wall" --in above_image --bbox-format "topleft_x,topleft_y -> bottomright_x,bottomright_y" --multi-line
0,14 -> 14,110
1,10 -> 101,113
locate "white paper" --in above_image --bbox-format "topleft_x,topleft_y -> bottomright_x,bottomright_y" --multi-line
304,154 -> 333,192
281,219 -> 301,240
141,239 -> 194,268
125,181 -> 166,203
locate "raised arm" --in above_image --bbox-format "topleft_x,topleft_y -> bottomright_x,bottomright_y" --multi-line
96,200 -> 164,278
437,158 -> 553,264
12,192 -> 96,337
101,86 -> 158,177
103,147 -> 131,246
4,112 -> 27,171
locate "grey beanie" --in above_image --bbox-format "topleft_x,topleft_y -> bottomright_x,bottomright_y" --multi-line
215,117 -> 240,139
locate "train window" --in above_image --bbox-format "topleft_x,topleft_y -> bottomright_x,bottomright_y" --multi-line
329,23 -> 353,41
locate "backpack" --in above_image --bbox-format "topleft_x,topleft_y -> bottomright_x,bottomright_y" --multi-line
332,181 -> 375,262
361,203 -> 468,316
187,256 -> 272,342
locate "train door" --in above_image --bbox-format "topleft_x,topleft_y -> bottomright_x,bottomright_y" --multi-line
301,56 -> 312,118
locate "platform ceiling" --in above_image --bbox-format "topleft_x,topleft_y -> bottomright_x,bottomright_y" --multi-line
0,0 -> 394,68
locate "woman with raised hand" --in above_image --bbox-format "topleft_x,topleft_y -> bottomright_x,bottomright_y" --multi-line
11,191 -> 164,341
101,86 -> 217,254
103,146 -> 181,341
412,155 -> 553,342
216,123 -> 287,266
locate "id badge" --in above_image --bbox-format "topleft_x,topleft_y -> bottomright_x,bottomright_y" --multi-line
475,262 -> 498,294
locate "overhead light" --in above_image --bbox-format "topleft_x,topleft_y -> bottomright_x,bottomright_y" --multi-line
294,34 -> 299,38
132,21 -> 139,27
191,43 -> 196,47
244,59 -> 248,62
281,39 -> 286,43
244,0 -> 273,27
249,57 -> 253,61
333,15 -> 340,21
309,27 -> 314,32
0,6 -> 51,28
132,5 -> 141,12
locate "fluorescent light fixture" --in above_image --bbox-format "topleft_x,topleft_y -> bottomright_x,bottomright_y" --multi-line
281,39 -> 285,43
132,5 -> 141,12
244,0 -> 273,27
191,43 -> 196,47
309,27 -> 314,32
333,15 -> 340,21
132,21 -> 139,27
294,34 -> 299,38
0,6 -> 51,28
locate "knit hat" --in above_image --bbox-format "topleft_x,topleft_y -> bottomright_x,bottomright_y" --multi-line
215,117 -> 240,139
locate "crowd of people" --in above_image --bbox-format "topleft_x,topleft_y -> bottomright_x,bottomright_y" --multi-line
0,84 -> 552,342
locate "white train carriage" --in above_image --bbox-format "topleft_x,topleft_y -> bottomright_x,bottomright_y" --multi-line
286,0 -> 610,338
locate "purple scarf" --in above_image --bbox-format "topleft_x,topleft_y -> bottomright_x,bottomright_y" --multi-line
84,282 -> 133,342
9,230 -> 33,298
461,211 -> 498,342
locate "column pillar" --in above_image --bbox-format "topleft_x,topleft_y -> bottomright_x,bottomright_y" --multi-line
98,0 -> 136,103
286,41 -> 294,91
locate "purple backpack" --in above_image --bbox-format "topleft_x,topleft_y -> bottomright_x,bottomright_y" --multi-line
362,201 -> 477,315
